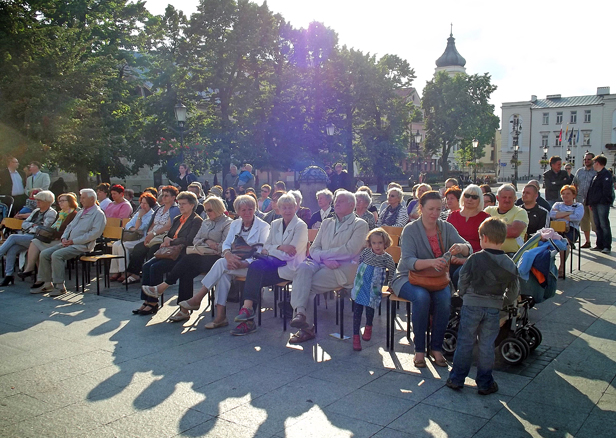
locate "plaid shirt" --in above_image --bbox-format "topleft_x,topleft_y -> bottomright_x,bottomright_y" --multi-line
573,166 -> 597,203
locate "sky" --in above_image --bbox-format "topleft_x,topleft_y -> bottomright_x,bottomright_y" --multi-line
145,0 -> 615,126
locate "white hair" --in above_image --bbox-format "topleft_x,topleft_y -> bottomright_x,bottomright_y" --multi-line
497,184 -> 517,198
316,189 -> 333,202
288,190 -> 303,206
277,193 -> 297,208
334,190 -> 356,209
80,188 -> 97,199
355,191 -> 371,206
461,184 -> 484,210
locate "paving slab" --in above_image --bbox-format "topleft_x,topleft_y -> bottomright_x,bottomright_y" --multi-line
361,369 -> 445,403
325,387 -> 413,426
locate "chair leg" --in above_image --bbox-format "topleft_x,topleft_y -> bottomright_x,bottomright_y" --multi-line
313,295 -> 318,334
386,297 -> 390,349
406,302 -> 411,342
282,288 -> 288,332
389,298 -> 396,351
339,292 -> 345,339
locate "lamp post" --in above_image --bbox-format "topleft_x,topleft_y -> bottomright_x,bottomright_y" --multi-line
510,118 -> 522,188
566,146 -> 573,169
472,138 -> 479,184
411,130 -> 422,183
174,103 -> 188,147
542,146 -> 549,172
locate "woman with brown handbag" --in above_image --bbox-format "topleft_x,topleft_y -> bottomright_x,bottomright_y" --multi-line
391,191 -> 472,369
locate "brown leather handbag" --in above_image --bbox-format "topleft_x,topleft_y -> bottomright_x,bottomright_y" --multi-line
154,244 -> 185,261
408,225 -> 451,292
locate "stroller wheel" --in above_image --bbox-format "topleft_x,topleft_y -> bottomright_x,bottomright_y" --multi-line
517,337 -> 531,359
442,329 -> 458,355
497,337 -> 528,365
527,326 -> 542,350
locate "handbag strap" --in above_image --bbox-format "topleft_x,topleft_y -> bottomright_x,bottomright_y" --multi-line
436,224 -> 445,256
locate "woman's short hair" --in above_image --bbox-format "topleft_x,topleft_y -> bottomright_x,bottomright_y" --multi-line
34,190 -> 55,204
261,184 -> 271,193
415,183 -> 432,196
355,191 -> 372,206
461,184 -> 484,210
288,190 -> 303,206
274,181 -> 286,191
59,193 -> 79,209
387,182 -> 403,190
445,178 -> 459,186
176,191 -> 198,207
203,196 -> 226,216
480,184 -> 492,194
560,184 -> 577,197
246,192 -> 258,204
110,184 -> 124,194
316,189 -> 333,202
161,185 -> 179,197
444,186 -> 462,201
387,187 -> 404,201
277,193 -> 297,209
144,186 -> 158,197
139,192 -> 157,209
367,227 -> 393,249
271,190 -> 286,202
483,192 -> 496,205
357,185 -> 373,197
419,190 -> 442,207
234,194 -> 256,212
179,163 -> 189,170
96,183 -> 110,194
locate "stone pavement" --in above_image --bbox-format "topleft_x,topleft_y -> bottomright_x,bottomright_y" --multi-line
1,216 -> 616,437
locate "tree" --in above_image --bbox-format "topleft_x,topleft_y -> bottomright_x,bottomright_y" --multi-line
422,72 -> 500,174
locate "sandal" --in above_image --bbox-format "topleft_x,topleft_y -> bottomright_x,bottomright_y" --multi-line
169,310 -> 190,323
122,275 -> 140,285
430,353 -> 448,367
413,358 -> 427,368
132,303 -> 148,315
109,274 -> 121,282
289,327 -> 315,344
138,303 -> 159,315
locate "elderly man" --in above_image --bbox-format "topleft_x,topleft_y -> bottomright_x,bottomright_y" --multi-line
33,188 -> 106,296
573,152 -> 597,248
519,184 -> 549,236
289,190 -> 369,343
224,164 -> 238,190
484,185 -> 529,254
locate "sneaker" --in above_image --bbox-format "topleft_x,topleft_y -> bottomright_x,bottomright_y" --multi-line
478,381 -> 499,396
590,247 -> 603,252
601,248 -> 611,254
230,321 -> 257,336
234,307 -> 255,323
446,379 -> 462,390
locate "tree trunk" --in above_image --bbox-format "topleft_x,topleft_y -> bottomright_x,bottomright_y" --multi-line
346,108 -> 354,187
76,167 -> 89,190
100,167 -> 111,184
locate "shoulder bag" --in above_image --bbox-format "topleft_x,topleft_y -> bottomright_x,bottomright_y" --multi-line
230,234 -> 263,260
407,225 -> 451,292
154,244 -> 185,261
34,225 -> 56,243
122,229 -> 143,242
145,233 -> 166,248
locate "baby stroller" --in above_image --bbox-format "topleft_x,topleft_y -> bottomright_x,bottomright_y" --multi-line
442,233 -> 563,365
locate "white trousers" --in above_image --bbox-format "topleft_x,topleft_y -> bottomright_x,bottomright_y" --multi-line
201,258 -> 248,306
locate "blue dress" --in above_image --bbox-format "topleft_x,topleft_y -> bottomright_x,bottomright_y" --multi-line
351,248 -> 396,309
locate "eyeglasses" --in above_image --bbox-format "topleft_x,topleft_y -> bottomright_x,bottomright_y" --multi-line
58,199 -> 67,202
464,194 -> 480,200
565,168 -> 572,170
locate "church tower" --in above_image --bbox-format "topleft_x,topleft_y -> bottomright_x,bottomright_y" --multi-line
435,26 -> 466,76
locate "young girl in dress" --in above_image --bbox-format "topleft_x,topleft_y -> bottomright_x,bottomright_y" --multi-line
351,228 -> 396,351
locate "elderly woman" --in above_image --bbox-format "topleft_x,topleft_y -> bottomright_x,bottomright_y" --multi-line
231,193 -> 308,335
483,192 -> 496,207
0,190 -> 57,286
20,193 -> 78,285
105,184 -> 133,219
263,190 -> 285,224
258,184 -> 272,213
289,190 -> 311,225
355,191 -> 376,230
176,195 -> 270,328
308,189 -> 334,229
550,185 -> 584,278
391,191 -> 472,368
187,182 -> 206,216
108,193 -> 157,281
377,187 -> 409,227
357,186 -> 379,221
440,186 -> 462,220
122,186 -> 180,284
141,196 -> 233,322
96,183 -> 112,211
407,183 -> 432,220
133,191 -> 203,315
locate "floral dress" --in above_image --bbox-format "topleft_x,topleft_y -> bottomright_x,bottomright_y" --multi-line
351,248 -> 396,309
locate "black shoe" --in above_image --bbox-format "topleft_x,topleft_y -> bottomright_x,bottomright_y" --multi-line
478,381 -> 499,395
138,304 -> 159,316
1,276 -> 15,286
132,303 -> 148,315
17,271 -> 35,280
446,379 -> 462,390
590,247 -> 603,252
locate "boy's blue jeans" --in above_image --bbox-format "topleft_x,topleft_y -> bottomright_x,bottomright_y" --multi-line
449,305 -> 500,390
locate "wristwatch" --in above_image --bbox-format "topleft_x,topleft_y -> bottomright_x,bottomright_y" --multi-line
153,232 -> 157,236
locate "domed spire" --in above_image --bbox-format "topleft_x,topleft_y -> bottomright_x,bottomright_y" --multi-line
435,25 -> 466,68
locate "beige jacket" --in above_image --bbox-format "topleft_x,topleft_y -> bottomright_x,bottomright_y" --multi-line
309,214 -> 369,287
264,215 -> 308,280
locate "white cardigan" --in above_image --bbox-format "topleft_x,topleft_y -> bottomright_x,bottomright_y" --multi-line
265,215 -> 308,280
221,216 -> 270,262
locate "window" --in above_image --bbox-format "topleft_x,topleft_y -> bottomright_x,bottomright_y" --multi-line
541,135 -> 549,147
556,112 -> 563,124
542,113 -> 549,125
583,132 -> 591,146
570,111 -> 577,124
584,110 -> 591,123
554,132 -> 562,146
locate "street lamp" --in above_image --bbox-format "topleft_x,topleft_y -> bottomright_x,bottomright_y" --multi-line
542,146 -> 549,172
174,103 -> 187,147
472,138 -> 479,184
411,130 -> 422,182
566,146 -> 572,169
510,117 -> 522,188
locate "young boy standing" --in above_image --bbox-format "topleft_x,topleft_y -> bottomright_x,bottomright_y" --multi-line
446,217 -> 519,395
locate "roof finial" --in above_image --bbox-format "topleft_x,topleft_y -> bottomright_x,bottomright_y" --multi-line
450,23 -> 453,37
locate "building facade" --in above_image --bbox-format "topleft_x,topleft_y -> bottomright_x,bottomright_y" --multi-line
500,87 -> 616,181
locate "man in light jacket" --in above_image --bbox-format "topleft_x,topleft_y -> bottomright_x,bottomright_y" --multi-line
288,190 -> 369,343
25,161 -> 51,196
33,188 -> 106,296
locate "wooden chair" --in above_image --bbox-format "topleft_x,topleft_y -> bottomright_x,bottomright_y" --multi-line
381,225 -> 403,237
389,235 -> 399,247
78,225 -> 126,294
121,218 -> 131,227
105,217 -> 122,228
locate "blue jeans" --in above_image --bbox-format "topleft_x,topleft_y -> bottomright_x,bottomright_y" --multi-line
449,305 -> 500,390
0,233 -> 34,275
592,204 -> 611,250
398,282 -> 451,353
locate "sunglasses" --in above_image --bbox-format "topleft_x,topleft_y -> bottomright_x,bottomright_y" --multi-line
464,194 -> 480,200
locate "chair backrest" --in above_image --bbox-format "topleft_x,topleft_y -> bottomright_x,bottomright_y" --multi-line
550,221 -> 567,233
389,235 -> 399,247
381,225 -> 403,237
106,217 -> 122,228
102,225 -> 124,240
121,218 -> 131,227
307,229 -> 319,242
1,217 -> 24,230
386,245 -> 402,263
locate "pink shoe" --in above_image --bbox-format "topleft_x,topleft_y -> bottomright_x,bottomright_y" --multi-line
362,326 -> 372,341
353,335 -> 362,351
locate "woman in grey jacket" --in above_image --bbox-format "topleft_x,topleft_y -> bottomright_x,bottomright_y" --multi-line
391,191 -> 472,368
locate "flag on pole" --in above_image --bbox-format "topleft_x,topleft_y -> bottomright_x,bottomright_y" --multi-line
558,125 -> 563,143
568,127 -> 574,144
565,124 -> 569,141
576,128 -> 580,145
